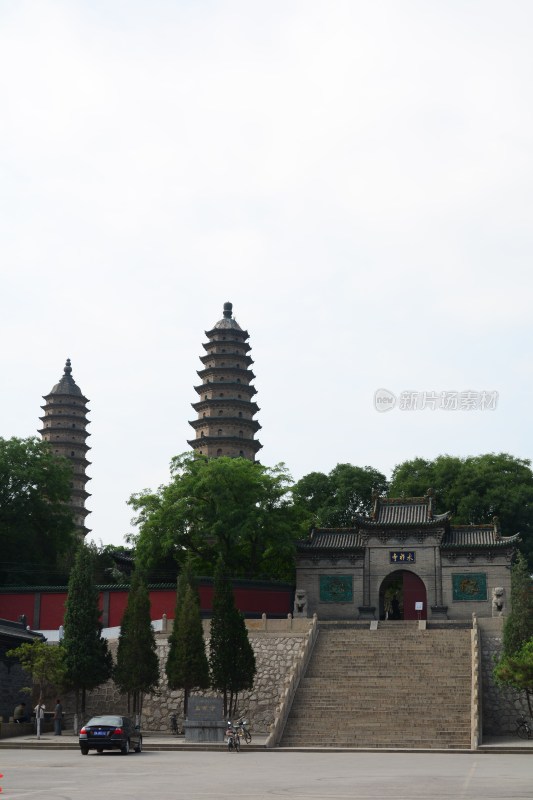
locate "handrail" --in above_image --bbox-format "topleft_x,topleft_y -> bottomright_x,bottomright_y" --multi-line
265,614 -> 318,748
471,613 -> 481,749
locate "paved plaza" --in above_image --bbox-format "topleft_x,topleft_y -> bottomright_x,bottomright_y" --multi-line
0,748 -> 531,800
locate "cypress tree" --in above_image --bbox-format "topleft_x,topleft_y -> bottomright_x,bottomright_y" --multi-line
114,570 -> 160,716
62,545 -> 113,716
209,560 -> 256,718
166,565 -> 209,718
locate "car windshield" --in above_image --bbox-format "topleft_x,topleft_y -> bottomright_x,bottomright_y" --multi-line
86,716 -> 123,727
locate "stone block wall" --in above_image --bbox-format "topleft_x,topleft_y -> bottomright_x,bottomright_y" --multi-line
62,617 -> 312,735
0,661 -> 32,723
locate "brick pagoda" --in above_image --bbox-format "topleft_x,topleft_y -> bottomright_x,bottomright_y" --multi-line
188,302 -> 262,460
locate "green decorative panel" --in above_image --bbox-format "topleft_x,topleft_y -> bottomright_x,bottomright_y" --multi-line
320,575 -> 353,603
452,573 -> 487,602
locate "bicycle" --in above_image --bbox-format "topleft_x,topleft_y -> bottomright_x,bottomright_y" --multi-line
225,721 -> 240,752
515,714 -> 532,740
235,717 -> 252,744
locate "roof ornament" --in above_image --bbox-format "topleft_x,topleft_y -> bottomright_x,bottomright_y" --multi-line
371,488 -> 380,520
223,302 -> 233,319
64,358 -> 73,376
426,487 -> 435,519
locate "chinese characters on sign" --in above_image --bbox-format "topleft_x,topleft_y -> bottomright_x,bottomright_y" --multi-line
390,551 -> 416,564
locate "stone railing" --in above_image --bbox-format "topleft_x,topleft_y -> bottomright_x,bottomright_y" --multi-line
265,613 -> 318,748
470,613 -> 481,749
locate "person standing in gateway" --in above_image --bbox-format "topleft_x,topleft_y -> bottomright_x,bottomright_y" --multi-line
53,699 -> 63,736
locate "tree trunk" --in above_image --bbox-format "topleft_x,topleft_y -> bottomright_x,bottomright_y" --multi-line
183,688 -> 190,719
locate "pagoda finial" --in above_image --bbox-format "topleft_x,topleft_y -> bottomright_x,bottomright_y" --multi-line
223,302 -> 233,319
64,358 -> 72,376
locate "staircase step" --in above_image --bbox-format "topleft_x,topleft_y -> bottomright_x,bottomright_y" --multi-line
281,626 -> 472,749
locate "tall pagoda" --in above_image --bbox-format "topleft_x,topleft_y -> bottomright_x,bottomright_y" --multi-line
188,302 -> 262,460
39,359 -> 91,539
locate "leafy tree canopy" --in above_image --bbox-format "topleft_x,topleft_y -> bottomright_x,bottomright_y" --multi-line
390,453 -> 533,565
292,463 -> 388,527
6,639 -> 66,705
0,436 -> 75,585
494,639 -> 533,717
128,453 -> 304,581
501,553 -> 533,658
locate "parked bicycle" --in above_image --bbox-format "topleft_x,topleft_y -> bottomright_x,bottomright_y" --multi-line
225,721 -> 240,752
235,717 -> 252,744
515,714 -> 532,740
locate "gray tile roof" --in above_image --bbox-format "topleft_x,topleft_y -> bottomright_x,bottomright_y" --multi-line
361,496 -> 451,526
297,529 -> 366,551
443,526 -> 521,548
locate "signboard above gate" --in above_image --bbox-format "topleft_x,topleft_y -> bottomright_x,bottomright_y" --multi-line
389,551 -> 416,564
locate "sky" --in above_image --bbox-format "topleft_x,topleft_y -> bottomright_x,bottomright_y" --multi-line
1,0 -> 533,547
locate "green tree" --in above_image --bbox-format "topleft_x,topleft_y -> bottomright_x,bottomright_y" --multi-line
501,553 -> 533,658
62,545 -> 113,716
209,560 -> 256,718
166,563 -> 210,718
389,453 -> 533,566
0,436 -> 75,585
292,463 -> 388,527
129,453 -> 302,581
6,639 -> 66,706
114,569 -> 160,716
494,639 -> 533,717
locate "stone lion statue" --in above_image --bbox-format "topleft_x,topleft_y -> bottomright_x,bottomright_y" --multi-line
293,589 -> 308,617
492,587 -> 505,617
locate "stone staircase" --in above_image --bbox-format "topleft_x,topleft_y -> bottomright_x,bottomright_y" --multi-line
281,621 -> 472,749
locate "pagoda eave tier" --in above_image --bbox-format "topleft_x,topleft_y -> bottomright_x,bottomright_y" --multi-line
38,426 -> 91,440
197,367 -> 256,381
42,395 -> 89,406
188,436 -> 262,452
193,383 -> 257,397
204,327 -> 249,340
192,399 -> 260,413
189,419 -> 261,432
200,354 -> 254,367
203,341 -> 251,354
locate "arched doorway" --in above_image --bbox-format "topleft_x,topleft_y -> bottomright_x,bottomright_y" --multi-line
379,570 -> 427,620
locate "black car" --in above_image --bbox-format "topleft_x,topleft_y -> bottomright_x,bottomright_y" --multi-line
79,715 -> 142,755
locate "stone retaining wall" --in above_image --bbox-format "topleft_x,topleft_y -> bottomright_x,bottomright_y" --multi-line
478,618 -> 530,736
62,617 -> 312,735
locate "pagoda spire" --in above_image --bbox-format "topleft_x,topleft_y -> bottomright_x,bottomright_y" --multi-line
188,302 -> 262,460
38,359 -> 91,540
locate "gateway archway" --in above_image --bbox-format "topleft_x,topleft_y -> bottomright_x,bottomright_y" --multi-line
379,570 -> 427,620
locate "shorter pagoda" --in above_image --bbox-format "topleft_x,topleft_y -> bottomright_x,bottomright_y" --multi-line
188,302 -> 262,460
39,359 -> 91,539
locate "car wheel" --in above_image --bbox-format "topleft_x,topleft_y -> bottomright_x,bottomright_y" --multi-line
81,748 -> 89,756
134,736 -> 143,753
121,739 -> 130,755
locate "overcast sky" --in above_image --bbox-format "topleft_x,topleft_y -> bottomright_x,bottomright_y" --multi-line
2,1 -> 532,547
